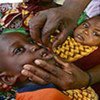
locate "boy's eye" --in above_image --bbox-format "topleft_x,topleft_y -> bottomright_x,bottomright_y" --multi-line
83,23 -> 89,28
13,47 -> 25,55
92,31 -> 100,36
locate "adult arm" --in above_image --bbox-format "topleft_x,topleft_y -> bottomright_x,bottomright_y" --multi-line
29,0 -> 91,47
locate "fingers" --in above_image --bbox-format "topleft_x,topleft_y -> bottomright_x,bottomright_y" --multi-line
21,65 -> 47,85
52,18 -> 77,48
34,59 -> 74,90
22,64 -> 63,87
22,64 -> 59,83
42,19 -> 60,46
29,11 -> 47,43
34,59 -> 64,77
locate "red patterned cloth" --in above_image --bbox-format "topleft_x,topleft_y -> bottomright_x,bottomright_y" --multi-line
0,1 -> 53,32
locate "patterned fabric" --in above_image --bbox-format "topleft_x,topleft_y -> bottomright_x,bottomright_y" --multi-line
53,36 -> 98,62
0,84 -> 56,100
0,88 -> 17,100
0,1 -> 48,34
64,87 -> 98,100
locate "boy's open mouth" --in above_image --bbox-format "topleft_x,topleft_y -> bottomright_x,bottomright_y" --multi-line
1,74 -> 20,86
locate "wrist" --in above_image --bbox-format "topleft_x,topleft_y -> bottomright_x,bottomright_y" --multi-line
85,71 -> 92,88
62,0 -> 91,17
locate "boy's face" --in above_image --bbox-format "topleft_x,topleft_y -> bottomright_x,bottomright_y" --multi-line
0,33 -> 53,85
74,17 -> 100,46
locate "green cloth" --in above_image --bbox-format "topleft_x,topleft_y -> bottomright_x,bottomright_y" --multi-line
77,12 -> 88,25
1,27 -> 28,35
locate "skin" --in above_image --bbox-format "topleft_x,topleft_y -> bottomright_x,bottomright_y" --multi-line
22,58 -> 100,90
29,0 -> 91,48
0,32 -> 53,88
74,16 -> 100,46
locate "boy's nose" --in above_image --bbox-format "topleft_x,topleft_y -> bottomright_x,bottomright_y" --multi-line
84,30 -> 89,35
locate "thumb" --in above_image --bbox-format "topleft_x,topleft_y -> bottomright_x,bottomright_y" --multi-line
54,56 -> 72,75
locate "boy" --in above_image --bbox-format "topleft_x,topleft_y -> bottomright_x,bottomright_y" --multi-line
0,32 -> 58,99
0,32 -> 71,100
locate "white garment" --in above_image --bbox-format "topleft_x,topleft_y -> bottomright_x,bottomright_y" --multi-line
53,0 -> 65,5
85,0 -> 100,17
0,0 -> 23,3
0,0 -> 65,4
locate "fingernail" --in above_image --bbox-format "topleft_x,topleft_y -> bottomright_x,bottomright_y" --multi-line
34,59 -> 41,65
23,65 -> 31,70
29,78 -> 32,81
21,70 -> 28,75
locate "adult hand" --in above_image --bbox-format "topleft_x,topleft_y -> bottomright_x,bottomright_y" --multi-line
21,64 -> 49,85
21,57 -> 89,90
29,6 -> 77,48
29,0 -> 91,48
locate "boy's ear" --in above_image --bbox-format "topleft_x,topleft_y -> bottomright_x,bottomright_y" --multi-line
0,72 -> 18,85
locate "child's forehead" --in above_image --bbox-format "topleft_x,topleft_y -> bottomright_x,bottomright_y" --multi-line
0,33 -> 27,47
88,16 -> 100,24
0,33 -> 26,41
85,17 -> 100,29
